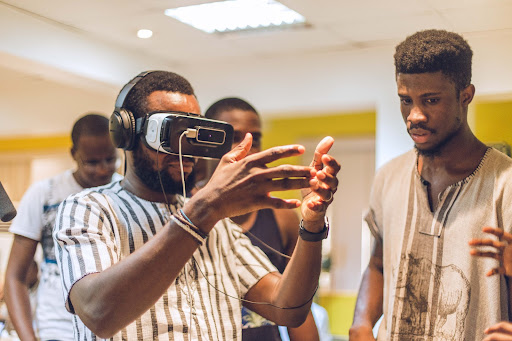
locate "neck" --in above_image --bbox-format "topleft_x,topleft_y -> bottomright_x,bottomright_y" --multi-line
230,211 -> 257,232
121,172 -> 177,204
418,132 -> 487,180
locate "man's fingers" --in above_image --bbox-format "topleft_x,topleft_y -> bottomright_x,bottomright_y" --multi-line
481,227 -> 512,243
469,238 -> 507,250
310,136 -> 334,170
247,144 -> 306,166
486,321 -> 512,335
256,165 -> 314,180
321,154 -> 341,175
223,133 -> 252,163
469,249 -> 501,260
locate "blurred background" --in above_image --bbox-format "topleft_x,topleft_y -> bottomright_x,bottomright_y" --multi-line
0,0 -> 511,339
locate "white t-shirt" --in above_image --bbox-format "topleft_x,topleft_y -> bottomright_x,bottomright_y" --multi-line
9,169 -> 122,341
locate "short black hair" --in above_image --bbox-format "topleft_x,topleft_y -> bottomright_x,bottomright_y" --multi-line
204,97 -> 258,120
71,113 -> 109,149
122,71 -> 195,120
394,29 -> 473,91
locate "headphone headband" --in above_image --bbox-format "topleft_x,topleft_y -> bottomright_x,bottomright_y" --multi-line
110,70 -> 156,150
114,70 -> 155,110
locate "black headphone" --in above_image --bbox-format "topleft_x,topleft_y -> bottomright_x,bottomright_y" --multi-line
109,71 -> 154,150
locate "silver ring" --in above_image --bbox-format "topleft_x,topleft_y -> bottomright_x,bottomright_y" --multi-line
324,191 -> 333,203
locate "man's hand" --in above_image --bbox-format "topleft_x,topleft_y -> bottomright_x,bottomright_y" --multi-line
483,321 -> 512,340
194,133 -> 316,224
469,227 -> 512,277
300,136 -> 340,225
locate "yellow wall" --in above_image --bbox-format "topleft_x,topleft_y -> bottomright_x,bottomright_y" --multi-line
0,135 -> 71,152
264,110 -> 375,337
472,100 -> 512,146
263,111 -> 376,202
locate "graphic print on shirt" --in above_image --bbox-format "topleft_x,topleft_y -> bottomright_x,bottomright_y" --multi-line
393,254 -> 470,340
390,174 -> 470,340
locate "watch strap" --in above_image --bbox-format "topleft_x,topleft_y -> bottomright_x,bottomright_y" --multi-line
299,218 -> 329,242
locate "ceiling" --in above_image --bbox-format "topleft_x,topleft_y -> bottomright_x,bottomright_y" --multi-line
0,0 -> 511,138
2,0 -> 512,74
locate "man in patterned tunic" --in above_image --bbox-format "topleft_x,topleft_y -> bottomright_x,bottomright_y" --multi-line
53,70 -> 340,340
349,29 -> 512,340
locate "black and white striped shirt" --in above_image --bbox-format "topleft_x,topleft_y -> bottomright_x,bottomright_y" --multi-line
54,181 -> 276,340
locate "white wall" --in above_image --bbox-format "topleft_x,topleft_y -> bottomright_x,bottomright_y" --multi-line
1,20 -> 511,168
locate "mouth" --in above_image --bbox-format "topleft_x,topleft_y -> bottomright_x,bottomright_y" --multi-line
167,161 -> 195,173
409,128 -> 432,145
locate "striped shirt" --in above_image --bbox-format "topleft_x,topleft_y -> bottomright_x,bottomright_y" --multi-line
53,181 -> 277,341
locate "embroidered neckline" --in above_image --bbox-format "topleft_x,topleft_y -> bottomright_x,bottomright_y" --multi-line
415,147 -> 492,187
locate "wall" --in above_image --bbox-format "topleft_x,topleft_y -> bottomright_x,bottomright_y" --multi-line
264,111 -> 375,337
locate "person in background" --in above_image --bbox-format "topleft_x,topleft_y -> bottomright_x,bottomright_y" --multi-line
52,70 -> 340,340
4,113 -> 121,341
470,228 -> 512,341
1,260 -> 39,338
199,97 -> 326,341
349,29 -> 512,340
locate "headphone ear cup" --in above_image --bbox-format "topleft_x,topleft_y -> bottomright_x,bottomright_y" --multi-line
109,109 -> 136,150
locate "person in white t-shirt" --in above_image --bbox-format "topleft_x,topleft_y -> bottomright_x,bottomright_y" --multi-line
4,113 -> 121,341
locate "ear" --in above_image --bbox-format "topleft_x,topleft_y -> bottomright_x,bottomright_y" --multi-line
71,146 -> 77,161
460,84 -> 475,107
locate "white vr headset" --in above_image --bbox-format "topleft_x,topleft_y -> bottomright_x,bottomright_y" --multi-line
140,112 -> 234,159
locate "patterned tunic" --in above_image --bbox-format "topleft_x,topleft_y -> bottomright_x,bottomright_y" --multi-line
367,148 -> 512,340
54,181 -> 277,340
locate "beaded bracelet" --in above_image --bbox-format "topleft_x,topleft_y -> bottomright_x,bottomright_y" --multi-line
171,215 -> 206,245
177,209 -> 207,239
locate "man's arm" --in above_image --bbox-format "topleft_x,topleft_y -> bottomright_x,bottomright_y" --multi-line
349,240 -> 384,340
243,137 -> 339,328
60,135 -> 318,338
4,235 -> 39,341
275,209 -> 320,341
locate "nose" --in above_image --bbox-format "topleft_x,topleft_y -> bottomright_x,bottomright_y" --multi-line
407,105 -> 427,124
95,160 -> 117,176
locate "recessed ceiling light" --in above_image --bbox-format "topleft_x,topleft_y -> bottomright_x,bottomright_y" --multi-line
137,29 -> 153,39
164,0 -> 306,34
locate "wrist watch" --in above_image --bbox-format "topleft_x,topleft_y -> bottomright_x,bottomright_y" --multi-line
299,217 -> 330,242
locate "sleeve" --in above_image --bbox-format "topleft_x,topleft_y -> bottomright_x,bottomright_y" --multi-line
8,180 -> 47,241
53,191 -> 120,313
226,220 -> 278,297
364,164 -> 388,244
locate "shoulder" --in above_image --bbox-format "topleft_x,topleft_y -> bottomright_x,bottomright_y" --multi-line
372,150 -> 415,187
62,181 -> 121,207
376,150 -> 416,175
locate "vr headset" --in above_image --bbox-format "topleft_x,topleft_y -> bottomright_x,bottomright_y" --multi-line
139,112 -> 234,159
109,71 -> 234,159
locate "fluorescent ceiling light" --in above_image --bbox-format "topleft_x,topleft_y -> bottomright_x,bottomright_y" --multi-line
137,29 -> 153,39
164,0 -> 306,34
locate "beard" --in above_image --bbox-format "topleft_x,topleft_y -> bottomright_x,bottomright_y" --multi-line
133,146 -> 196,196
413,117 -> 462,158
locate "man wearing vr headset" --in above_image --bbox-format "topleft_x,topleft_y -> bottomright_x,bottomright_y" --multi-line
53,70 -> 340,340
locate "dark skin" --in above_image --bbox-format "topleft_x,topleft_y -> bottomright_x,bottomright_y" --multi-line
213,108 -> 320,341
4,132 -> 118,341
470,227 -> 512,339
67,90 -> 340,338
350,71 -> 488,340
